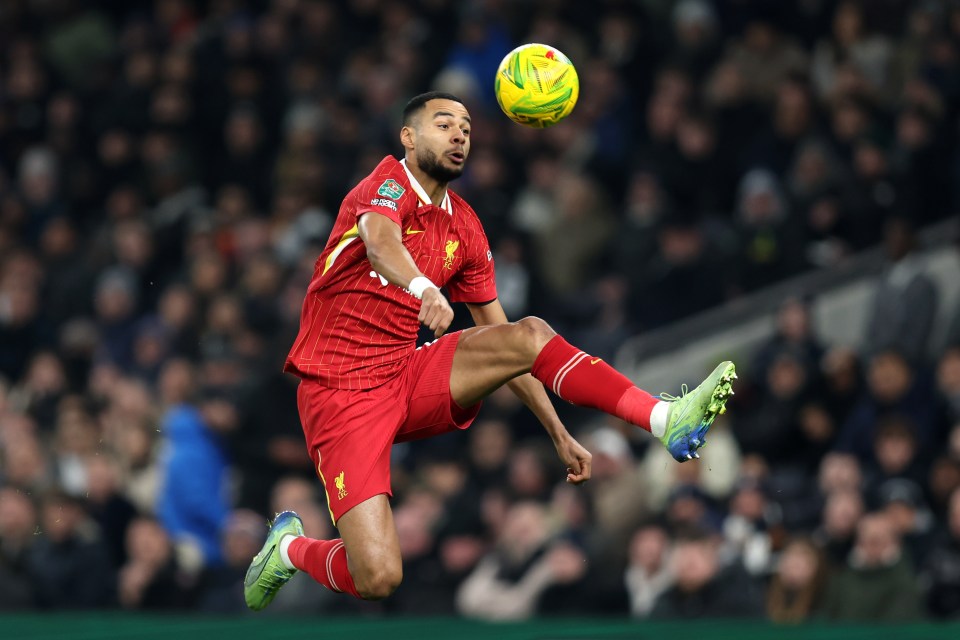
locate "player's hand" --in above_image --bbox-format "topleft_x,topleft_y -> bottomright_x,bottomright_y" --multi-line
554,433 -> 592,484
419,287 -> 454,337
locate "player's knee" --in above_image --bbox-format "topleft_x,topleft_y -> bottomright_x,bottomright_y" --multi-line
356,566 -> 403,600
514,316 -> 556,352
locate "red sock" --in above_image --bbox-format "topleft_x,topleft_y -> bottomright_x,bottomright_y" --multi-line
287,537 -> 361,598
531,335 -> 658,431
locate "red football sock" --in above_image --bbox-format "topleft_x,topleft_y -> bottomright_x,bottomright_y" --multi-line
531,335 -> 658,431
287,537 -> 361,598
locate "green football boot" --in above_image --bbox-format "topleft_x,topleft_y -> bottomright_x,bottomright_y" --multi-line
659,361 -> 736,462
244,510 -> 304,611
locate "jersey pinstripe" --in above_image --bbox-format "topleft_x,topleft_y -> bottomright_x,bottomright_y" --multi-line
284,155 -> 497,390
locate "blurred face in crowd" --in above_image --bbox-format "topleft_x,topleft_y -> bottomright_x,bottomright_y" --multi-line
126,517 -> 172,568
158,358 -> 194,405
0,487 -> 36,545
41,496 -> 84,543
629,525 -> 670,573
777,539 -> 821,590
833,2 -> 864,46
885,500 -> 917,535
85,454 -> 121,504
822,452 -> 852,501
777,297 -> 811,341
401,98 -> 470,184
672,537 -> 718,592
868,352 -> 912,403
508,448 -> 548,499
854,514 -> 900,567
937,348 -> 960,395
767,353 -> 806,400
874,424 -> 916,475
469,419 -> 511,472
500,502 -> 549,562
222,510 -> 266,566
731,483 -> 766,521
823,489 -> 864,539
823,347 -> 859,393
944,488 -> 960,540
775,81 -> 812,138
394,492 -> 440,559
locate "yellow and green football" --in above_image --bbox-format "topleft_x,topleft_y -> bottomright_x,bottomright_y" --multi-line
494,43 -> 579,128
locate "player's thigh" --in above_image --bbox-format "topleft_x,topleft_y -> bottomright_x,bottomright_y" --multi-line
297,380 -> 402,525
397,332 -> 482,442
449,318 -> 555,407
335,494 -> 401,583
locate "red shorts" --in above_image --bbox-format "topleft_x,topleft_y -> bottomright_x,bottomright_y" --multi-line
296,331 -> 480,524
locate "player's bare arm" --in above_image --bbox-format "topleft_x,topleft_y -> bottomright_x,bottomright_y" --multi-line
466,299 -> 592,484
357,211 -> 454,337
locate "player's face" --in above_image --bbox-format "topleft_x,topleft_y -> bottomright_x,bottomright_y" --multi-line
413,99 -> 471,183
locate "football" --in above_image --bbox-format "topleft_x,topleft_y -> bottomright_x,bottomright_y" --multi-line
494,43 -> 579,128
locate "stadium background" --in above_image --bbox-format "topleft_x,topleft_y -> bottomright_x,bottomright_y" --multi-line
2,0 -> 960,636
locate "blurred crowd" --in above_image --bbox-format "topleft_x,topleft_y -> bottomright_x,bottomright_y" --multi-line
2,0 -> 960,622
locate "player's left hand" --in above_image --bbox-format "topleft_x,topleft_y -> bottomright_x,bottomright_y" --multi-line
554,434 -> 592,484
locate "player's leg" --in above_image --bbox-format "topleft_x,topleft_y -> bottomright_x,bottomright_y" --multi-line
245,495 -> 401,609
449,317 -> 736,460
285,494 -> 401,599
245,380 -> 405,610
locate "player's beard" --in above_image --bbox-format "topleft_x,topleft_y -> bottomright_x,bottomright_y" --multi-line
416,147 -> 463,184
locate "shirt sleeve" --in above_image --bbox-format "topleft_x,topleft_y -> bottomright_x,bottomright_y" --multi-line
447,228 -> 497,304
352,175 -> 408,227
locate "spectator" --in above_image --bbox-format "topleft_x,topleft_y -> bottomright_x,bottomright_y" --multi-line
751,296 -> 824,385
823,512 -> 923,621
725,15 -> 808,104
767,537 -> 829,623
837,350 -> 938,462
155,359 -> 231,567
811,1 -> 892,102
863,218 -> 938,364
456,501 -> 588,620
624,522 -> 674,617
734,348 -> 812,465
864,417 -> 927,502
925,486 -> 960,618
84,453 -> 138,569
877,478 -> 936,568
732,169 -> 805,293
721,477 -> 780,576
0,486 -> 38,610
814,487 -> 865,568
650,528 -> 764,619
118,516 -> 194,610
26,490 -> 115,609
936,347 -> 960,429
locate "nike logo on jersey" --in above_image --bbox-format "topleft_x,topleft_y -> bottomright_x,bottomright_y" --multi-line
590,358 -> 602,365
406,227 -> 425,235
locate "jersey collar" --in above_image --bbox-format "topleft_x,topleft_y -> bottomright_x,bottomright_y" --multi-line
400,158 -> 452,215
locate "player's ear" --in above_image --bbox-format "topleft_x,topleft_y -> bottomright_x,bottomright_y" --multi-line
400,124 -> 415,151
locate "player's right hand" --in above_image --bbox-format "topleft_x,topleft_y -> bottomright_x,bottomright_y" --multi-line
419,287 -> 454,337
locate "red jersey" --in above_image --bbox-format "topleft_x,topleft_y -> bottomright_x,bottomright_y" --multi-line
284,155 -> 498,389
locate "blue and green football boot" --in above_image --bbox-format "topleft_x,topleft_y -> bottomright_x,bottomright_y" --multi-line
244,510 -> 304,611
659,361 -> 736,462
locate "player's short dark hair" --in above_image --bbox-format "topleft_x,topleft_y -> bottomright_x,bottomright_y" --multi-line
402,91 -> 464,126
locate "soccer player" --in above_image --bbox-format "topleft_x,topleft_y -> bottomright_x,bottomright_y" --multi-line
244,92 -> 736,609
